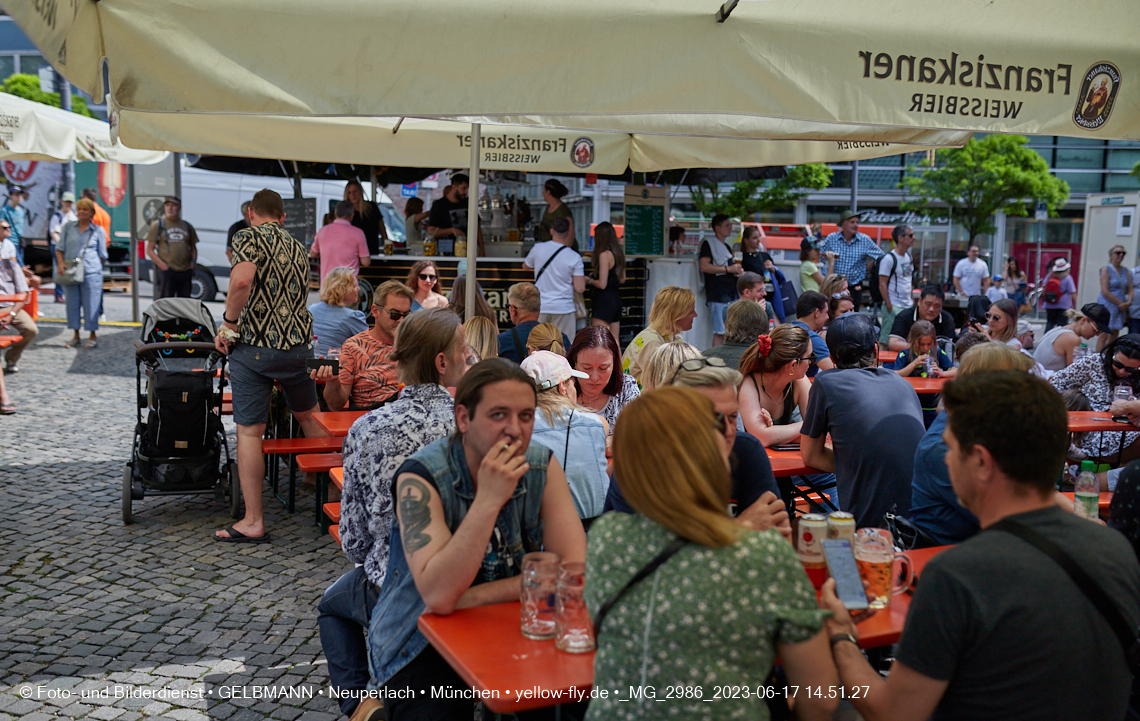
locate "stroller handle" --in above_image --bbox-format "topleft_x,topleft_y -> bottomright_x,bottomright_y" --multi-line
135,341 -> 221,359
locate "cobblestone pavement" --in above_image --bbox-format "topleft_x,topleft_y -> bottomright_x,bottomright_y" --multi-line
1,321 -> 353,720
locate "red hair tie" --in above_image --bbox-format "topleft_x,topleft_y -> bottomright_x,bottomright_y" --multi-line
756,334 -> 773,357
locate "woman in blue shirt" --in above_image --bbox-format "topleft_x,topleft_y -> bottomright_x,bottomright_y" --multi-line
307,267 -> 368,357
56,198 -> 107,348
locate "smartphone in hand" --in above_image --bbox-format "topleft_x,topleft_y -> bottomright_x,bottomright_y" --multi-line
822,539 -> 869,610
306,358 -> 340,374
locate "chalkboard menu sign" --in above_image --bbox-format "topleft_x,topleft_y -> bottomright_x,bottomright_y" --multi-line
282,197 -> 317,245
624,185 -> 666,256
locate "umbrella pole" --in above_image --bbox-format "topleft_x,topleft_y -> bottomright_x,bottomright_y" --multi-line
465,123 -> 480,322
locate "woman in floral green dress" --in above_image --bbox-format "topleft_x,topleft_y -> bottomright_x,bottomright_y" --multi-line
586,387 -> 839,720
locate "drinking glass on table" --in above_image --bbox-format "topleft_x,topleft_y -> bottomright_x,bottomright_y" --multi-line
520,552 -> 560,639
554,562 -> 594,653
326,347 -> 340,361
854,528 -> 913,609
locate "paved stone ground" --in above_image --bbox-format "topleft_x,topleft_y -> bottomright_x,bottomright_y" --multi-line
1,320 -> 354,720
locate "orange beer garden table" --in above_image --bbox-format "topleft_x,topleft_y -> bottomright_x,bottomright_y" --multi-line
312,410 -> 369,437
1067,411 -> 1136,434
877,349 -> 898,363
418,545 -> 952,711
905,376 -> 946,393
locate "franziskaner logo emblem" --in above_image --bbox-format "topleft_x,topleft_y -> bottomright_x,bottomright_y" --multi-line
1074,62 -> 1121,131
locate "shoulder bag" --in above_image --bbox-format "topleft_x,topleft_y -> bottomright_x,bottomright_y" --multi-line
54,224 -> 85,286
988,517 -> 1140,672
534,244 -> 568,284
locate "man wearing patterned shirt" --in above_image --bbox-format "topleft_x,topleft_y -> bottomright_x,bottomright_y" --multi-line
321,280 -> 413,411
819,210 -> 885,312
317,307 -> 469,721
213,189 -> 327,543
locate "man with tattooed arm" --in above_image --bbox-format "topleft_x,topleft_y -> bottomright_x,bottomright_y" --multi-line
367,358 -> 586,720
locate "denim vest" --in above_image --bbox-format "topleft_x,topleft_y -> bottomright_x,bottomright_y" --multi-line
367,435 -> 550,687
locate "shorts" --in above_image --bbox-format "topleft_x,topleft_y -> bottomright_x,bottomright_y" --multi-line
879,305 -> 908,346
228,343 -> 319,426
708,302 -> 730,335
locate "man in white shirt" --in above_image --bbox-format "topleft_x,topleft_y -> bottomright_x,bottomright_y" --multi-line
878,224 -> 916,347
952,246 -> 990,297
523,216 -> 584,341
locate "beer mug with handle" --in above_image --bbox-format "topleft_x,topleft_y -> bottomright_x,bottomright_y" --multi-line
854,528 -> 914,609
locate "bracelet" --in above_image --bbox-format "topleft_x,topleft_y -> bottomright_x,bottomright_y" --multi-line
223,313 -> 239,324
829,632 -> 859,649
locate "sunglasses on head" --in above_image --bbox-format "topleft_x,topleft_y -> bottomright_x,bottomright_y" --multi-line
669,356 -> 727,385
419,273 -> 437,281
378,306 -> 411,321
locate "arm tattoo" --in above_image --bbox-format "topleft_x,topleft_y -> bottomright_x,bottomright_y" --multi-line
398,477 -> 433,555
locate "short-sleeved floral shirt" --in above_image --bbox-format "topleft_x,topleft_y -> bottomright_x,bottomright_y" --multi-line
585,513 -> 827,721
231,222 -> 313,350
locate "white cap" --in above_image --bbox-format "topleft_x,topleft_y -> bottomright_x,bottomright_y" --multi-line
519,350 -> 588,391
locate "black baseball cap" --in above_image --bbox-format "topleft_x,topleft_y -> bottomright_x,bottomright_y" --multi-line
827,312 -> 878,356
1081,303 -> 1112,335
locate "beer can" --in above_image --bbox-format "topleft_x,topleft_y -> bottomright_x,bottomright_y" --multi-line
796,513 -> 829,588
827,511 -> 856,543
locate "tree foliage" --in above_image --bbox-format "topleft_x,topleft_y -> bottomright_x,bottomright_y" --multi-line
689,164 -> 833,218
1,74 -> 96,118
900,135 -> 1069,242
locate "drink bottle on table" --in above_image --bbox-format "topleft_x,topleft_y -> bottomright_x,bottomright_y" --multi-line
1074,460 -> 1100,520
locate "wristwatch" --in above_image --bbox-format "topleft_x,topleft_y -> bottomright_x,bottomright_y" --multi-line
829,632 -> 859,649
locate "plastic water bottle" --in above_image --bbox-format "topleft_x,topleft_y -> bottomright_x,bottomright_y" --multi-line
313,335 -> 320,358
1074,460 -> 1100,520
1075,342 -> 1088,361
924,356 -> 934,377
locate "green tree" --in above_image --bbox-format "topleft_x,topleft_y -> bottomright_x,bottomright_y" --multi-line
1,73 -> 97,118
688,163 -> 833,219
900,135 -> 1069,243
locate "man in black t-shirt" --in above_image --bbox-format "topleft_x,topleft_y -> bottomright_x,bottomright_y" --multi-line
427,173 -> 481,255
889,284 -> 957,351
225,201 -> 251,263
699,214 -> 744,347
821,371 -> 1140,721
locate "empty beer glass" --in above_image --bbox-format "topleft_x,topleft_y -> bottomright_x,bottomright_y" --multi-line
520,552 -> 560,639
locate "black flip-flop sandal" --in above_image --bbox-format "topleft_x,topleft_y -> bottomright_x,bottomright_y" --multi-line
0,404 -> 15,415
214,526 -> 270,543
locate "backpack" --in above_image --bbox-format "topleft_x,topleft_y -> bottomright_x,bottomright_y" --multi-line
147,370 -> 218,457
1043,277 -> 1062,304
876,250 -> 906,301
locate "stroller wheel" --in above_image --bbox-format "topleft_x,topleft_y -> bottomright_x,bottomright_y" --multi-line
228,460 -> 242,519
122,464 -> 134,525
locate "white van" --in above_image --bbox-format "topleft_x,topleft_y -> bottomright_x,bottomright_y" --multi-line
172,164 -> 401,301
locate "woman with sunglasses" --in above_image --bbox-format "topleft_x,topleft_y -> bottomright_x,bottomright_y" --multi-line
1051,333 -> 1140,462
738,325 -> 814,447
405,260 -> 448,311
982,298 -> 1022,350
585,387 -> 838,721
1096,245 -> 1133,348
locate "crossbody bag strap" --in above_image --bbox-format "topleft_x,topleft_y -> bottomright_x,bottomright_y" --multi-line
989,518 -> 1140,673
534,244 -> 568,284
593,536 -> 687,636
563,409 -> 574,467
511,326 -> 528,360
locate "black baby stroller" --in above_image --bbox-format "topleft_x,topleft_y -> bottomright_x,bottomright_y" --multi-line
123,298 -> 239,524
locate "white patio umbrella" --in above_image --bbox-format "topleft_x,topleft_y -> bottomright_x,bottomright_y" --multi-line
0,92 -> 167,164
7,0 -> 1137,140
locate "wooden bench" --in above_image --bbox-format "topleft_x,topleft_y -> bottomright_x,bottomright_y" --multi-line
323,502 -> 341,524
329,524 -> 341,547
330,466 -> 344,491
261,436 -> 344,513
0,291 -> 35,350
296,452 -> 344,531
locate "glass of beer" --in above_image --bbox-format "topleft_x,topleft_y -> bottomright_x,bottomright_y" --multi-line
520,552 -> 560,639
854,529 -> 913,609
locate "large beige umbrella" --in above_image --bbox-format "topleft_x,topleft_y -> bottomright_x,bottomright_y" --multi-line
7,0 -> 1137,140
112,112 -> 967,172
0,92 -> 167,164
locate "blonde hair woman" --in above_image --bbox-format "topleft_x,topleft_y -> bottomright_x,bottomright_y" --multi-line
526,322 -> 567,356
520,350 -> 609,520
1097,244 -> 1133,348
819,273 -> 849,300
586,387 -> 838,721
308,267 -> 369,357
1034,303 -> 1110,371
463,316 -> 498,362
620,286 -> 697,383
640,340 -> 702,392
